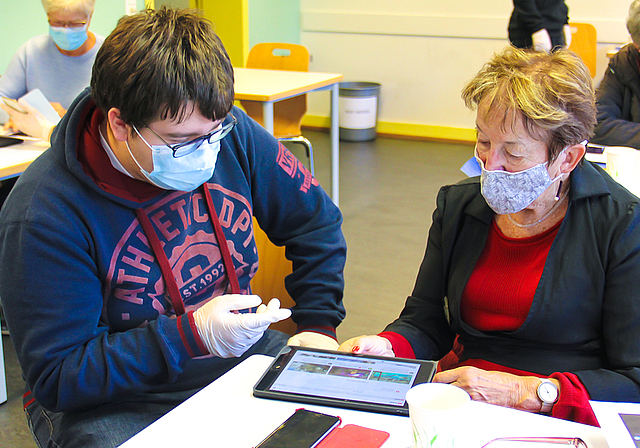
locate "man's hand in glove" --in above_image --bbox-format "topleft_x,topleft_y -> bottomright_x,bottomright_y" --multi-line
194,295 -> 291,358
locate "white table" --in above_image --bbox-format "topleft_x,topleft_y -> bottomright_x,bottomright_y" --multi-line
234,68 -> 344,205
120,355 -> 609,448
591,401 -> 640,448
0,137 -> 49,181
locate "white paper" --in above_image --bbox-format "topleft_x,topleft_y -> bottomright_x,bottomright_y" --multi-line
585,151 -> 607,165
590,401 -> 640,448
339,96 -> 377,129
20,89 -> 61,126
0,334 -> 6,404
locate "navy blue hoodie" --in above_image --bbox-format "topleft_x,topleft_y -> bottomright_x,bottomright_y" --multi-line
0,88 -> 346,412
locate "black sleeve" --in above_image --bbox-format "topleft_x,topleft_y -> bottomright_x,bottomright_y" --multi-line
593,64 -> 640,150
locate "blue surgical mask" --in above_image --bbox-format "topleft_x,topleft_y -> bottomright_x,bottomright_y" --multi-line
476,148 -> 564,215
49,24 -> 88,51
126,127 -> 220,191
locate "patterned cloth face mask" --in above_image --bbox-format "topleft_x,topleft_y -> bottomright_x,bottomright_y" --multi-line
475,147 -> 564,215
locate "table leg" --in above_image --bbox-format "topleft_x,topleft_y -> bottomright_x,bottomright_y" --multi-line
330,84 -> 340,206
262,102 -> 274,135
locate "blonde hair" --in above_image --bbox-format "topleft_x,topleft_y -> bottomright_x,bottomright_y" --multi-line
42,0 -> 95,17
461,46 -> 596,161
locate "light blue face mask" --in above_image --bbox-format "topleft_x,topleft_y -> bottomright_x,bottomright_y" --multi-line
49,24 -> 88,51
126,127 -> 221,192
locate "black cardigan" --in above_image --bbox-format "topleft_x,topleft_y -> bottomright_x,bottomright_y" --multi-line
385,161 -> 640,403
593,44 -> 640,149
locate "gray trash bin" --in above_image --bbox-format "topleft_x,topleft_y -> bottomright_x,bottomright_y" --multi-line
339,82 -> 381,142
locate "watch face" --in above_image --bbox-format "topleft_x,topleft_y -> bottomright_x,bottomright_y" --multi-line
539,382 -> 558,403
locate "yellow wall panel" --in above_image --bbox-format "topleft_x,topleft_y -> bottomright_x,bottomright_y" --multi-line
195,0 -> 248,67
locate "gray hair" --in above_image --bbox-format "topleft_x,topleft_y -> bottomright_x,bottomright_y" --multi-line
628,0 -> 640,44
41,0 -> 95,17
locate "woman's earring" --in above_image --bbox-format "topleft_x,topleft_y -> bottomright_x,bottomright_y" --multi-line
555,180 -> 564,201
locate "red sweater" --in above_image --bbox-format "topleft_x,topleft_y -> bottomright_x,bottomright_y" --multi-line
381,219 -> 598,426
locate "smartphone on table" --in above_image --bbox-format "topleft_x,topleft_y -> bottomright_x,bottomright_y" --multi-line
255,408 -> 341,448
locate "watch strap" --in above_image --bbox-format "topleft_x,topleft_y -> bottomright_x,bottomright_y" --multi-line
540,400 -> 554,414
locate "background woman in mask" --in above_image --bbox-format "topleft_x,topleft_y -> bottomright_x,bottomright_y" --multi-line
0,0 -> 103,138
339,46 -> 640,425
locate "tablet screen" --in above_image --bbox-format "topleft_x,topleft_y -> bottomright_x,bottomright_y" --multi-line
254,346 -> 437,415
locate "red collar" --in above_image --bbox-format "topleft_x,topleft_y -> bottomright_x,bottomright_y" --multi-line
76,102 -> 163,203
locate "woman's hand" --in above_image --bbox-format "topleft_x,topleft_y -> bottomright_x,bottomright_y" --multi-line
434,366 -> 556,413
337,335 -> 395,357
0,100 -> 55,141
3,117 -> 18,134
287,332 -> 339,350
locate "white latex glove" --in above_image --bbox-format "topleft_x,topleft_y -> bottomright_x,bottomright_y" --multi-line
563,24 -> 572,48
0,100 -> 55,141
338,335 -> 395,357
287,331 -> 339,350
532,28 -> 553,53
194,295 -> 291,358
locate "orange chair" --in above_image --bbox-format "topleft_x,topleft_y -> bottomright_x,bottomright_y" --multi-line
250,218 -> 297,335
568,23 -> 597,78
244,43 -> 317,334
240,43 -> 314,174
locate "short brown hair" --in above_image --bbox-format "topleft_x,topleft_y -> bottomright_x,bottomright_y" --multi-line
91,8 -> 234,129
461,46 -> 596,161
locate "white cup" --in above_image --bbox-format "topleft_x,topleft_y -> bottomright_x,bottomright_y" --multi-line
405,383 -> 471,448
606,146 -> 639,193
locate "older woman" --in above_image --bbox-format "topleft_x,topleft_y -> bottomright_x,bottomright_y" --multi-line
340,47 -> 640,425
0,0 -> 103,138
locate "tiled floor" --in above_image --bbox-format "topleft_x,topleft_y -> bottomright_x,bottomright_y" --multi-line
0,130 -> 473,447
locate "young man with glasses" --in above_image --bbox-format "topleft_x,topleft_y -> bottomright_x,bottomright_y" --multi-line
0,8 -> 346,447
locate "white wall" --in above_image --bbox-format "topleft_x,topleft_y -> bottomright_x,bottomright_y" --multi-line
301,0 -> 631,132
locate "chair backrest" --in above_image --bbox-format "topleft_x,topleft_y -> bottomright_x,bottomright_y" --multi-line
246,42 -> 310,72
568,22 -> 597,78
240,43 -> 310,138
250,218 -> 297,335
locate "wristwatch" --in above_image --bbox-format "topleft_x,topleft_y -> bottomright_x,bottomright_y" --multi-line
537,378 -> 559,413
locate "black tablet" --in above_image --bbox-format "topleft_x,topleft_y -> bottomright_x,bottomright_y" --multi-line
0,136 -> 23,147
253,346 -> 437,416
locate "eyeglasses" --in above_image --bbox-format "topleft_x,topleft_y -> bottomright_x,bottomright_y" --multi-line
48,19 -> 88,29
481,437 -> 587,447
145,114 -> 237,158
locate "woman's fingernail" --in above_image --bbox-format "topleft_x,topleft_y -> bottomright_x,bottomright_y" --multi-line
352,346 -> 359,353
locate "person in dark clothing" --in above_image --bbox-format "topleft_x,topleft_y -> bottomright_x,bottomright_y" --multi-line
0,8 -> 346,448
592,0 -> 640,149
508,0 -> 571,52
